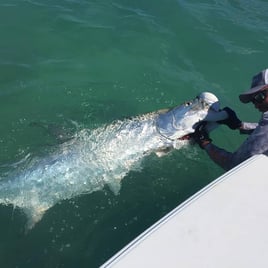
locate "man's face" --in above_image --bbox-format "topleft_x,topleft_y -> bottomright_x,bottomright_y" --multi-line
251,89 -> 268,112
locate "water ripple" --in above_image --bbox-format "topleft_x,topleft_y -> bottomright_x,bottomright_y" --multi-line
177,0 -> 268,54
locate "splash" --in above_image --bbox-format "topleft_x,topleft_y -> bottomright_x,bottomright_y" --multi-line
0,113 -> 186,229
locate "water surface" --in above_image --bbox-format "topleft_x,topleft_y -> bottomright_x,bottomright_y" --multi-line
1,0 -> 268,267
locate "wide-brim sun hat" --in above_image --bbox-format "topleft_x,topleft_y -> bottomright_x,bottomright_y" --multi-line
239,69 -> 268,103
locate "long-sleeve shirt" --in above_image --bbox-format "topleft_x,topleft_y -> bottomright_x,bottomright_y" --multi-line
204,111 -> 268,170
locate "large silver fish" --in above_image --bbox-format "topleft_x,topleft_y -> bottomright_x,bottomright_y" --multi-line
0,92 -> 227,229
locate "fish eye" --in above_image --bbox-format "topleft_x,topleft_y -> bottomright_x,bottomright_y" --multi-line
185,101 -> 192,106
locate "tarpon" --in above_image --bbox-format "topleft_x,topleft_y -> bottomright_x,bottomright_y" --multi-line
0,92 -> 227,229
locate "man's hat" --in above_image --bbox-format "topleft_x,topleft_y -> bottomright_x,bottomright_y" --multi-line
239,69 -> 268,103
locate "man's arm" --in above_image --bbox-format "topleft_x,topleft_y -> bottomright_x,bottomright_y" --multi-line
217,107 -> 258,134
192,123 -> 235,171
191,121 -> 251,171
203,143 -> 233,171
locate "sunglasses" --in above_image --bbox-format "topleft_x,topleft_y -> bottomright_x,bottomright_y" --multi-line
251,89 -> 268,104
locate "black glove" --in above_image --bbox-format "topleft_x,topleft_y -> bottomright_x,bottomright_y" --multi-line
191,122 -> 212,149
217,107 -> 242,130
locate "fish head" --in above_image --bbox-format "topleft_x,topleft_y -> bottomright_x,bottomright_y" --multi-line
166,92 -> 221,140
182,92 -> 220,113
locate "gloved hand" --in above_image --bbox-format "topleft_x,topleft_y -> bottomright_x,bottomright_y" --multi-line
217,107 -> 242,130
191,122 -> 212,149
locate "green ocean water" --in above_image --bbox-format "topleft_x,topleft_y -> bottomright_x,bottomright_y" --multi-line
0,0 -> 268,267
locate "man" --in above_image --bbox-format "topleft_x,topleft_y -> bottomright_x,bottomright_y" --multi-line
193,68 -> 268,170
